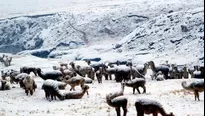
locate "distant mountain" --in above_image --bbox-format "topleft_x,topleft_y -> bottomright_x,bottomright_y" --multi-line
0,0 -> 203,65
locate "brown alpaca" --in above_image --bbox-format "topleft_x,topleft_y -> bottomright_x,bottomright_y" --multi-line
106,83 -> 128,116
135,99 -> 174,116
181,80 -> 204,101
23,75 -> 37,96
64,85 -> 90,99
63,76 -> 85,91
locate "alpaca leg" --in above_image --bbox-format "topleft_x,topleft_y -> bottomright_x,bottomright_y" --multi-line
115,107 -> 121,116
25,90 -> 29,96
195,91 -> 200,101
142,85 -> 146,94
44,90 -> 48,99
136,87 -> 141,94
104,74 -> 108,80
194,91 -> 197,101
51,95 -> 53,101
30,90 -> 33,95
137,111 -> 144,116
109,74 -> 112,80
153,112 -> 158,116
122,106 -> 127,116
133,88 -> 136,94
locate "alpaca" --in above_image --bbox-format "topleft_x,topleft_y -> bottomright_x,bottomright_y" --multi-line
106,83 -> 128,116
148,61 -> 169,79
64,85 -> 90,99
114,65 -> 132,82
193,66 -> 204,79
36,68 -> 63,80
15,73 -> 30,88
42,80 -> 65,101
69,61 -> 95,80
96,67 -> 103,83
0,80 -> 11,90
122,78 -> 146,94
1,55 -> 12,67
188,65 -> 199,78
0,54 -> 5,63
135,98 -> 174,116
181,80 -> 204,101
23,75 -> 37,96
62,76 -> 85,92
59,67 -> 76,78
20,66 -> 38,76
131,63 -> 149,79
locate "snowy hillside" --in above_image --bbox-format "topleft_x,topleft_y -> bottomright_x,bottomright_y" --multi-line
116,7 -> 204,65
0,0 -> 204,63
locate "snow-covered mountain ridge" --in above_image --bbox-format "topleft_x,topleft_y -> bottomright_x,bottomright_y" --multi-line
0,0 -> 204,65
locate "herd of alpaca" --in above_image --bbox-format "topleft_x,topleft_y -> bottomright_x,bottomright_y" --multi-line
0,59 -> 204,115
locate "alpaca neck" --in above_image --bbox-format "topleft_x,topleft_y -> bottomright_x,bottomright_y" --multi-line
125,82 -> 133,87
150,62 -> 157,74
56,90 -> 64,100
106,97 -> 116,107
143,65 -> 148,75
182,82 -> 193,90
119,84 -> 124,96
37,70 -> 45,80
158,107 -> 171,116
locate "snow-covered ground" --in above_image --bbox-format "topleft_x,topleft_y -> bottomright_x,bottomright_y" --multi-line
0,54 -> 204,116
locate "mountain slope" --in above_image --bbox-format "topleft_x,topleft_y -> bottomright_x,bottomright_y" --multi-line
116,7 -> 204,64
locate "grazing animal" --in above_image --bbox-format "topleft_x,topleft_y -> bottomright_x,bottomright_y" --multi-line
96,67 -> 103,83
122,78 -> 146,94
20,66 -> 38,76
62,76 -> 85,92
131,63 -> 149,79
0,54 -> 5,63
69,61 -> 95,80
181,80 -> 204,101
135,98 -> 174,116
106,83 -> 128,116
1,70 -> 21,84
59,67 -> 76,78
0,80 -> 11,90
64,85 -> 90,99
188,65 -> 199,78
14,73 -> 30,87
22,75 -> 37,96
148,61 -> 169,79
193,66 -> 204,79
42,80 -> 65,101
114,65 -> 132,82
36,68 -> 63,80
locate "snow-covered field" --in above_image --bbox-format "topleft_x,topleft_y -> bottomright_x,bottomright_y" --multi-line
0,55 -> 204,116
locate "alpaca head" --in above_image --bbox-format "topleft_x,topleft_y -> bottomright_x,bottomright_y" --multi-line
59,82 -> 67,90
